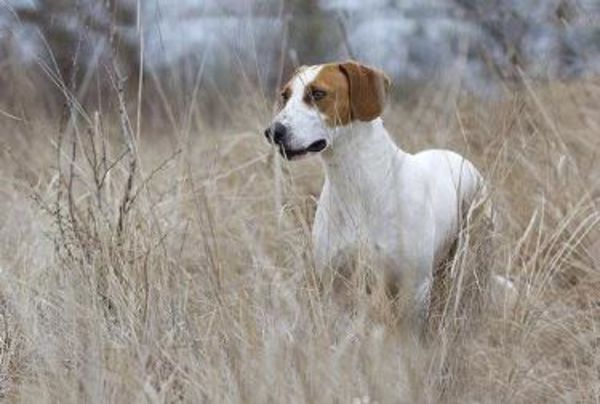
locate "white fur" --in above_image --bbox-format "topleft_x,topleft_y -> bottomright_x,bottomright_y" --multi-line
314,119 -> 481,307
270,63 -> 485,317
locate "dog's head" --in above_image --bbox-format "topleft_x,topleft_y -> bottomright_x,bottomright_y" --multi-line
264,61 -> 391,160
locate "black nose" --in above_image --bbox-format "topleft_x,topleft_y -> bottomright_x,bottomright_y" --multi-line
264,122 -> 287,144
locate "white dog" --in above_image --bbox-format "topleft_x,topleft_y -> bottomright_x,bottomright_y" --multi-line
264,61 -> 488,320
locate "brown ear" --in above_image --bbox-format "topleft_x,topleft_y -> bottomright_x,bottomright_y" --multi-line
338,61 -> 391,122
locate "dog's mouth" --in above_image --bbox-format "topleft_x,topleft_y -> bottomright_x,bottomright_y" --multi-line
278,139 -> 328,160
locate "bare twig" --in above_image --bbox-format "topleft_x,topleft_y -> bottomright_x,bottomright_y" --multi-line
112,67 -> 138,240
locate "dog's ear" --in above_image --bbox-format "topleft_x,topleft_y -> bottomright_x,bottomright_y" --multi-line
338,61 -> 391,122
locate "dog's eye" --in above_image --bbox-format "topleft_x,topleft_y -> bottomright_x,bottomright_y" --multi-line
311,89 -> 327,101
280,89 -> 291,103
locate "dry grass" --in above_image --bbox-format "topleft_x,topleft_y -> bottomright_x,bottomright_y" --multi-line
0,74 -> 599,403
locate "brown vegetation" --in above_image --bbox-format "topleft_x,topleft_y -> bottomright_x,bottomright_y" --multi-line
0,68 -> 599,402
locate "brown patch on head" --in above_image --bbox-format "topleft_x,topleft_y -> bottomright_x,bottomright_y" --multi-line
304,64 -> 352,127
304,61 -> 391,126
338,61 -> 391,122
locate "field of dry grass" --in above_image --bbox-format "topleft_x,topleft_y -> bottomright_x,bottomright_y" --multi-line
0,73 -> 599,403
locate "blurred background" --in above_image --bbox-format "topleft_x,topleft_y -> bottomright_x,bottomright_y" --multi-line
2,0 -> 600,119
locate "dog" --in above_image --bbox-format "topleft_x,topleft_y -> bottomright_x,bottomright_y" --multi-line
264,61 -> 490,323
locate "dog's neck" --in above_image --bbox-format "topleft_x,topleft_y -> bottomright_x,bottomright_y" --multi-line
320,118 -> 406,196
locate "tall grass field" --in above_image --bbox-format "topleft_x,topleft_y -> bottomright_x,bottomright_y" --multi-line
0,66 -> 599,403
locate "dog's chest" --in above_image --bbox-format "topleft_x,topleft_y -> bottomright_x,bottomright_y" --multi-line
312,183 -> 402,272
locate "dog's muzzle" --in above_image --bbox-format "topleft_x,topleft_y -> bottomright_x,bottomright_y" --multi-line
264,123 -> 328,159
